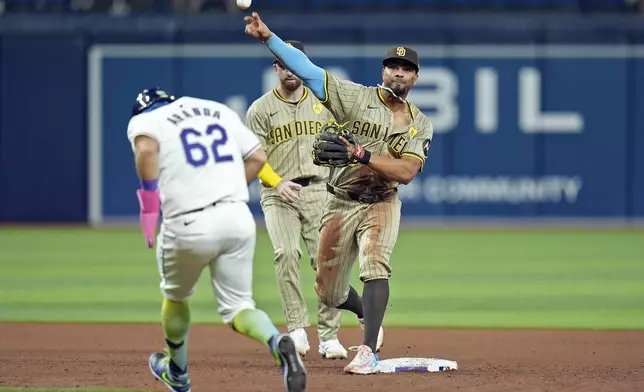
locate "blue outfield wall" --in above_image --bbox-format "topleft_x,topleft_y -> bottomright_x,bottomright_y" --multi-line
0,13 -> 643,223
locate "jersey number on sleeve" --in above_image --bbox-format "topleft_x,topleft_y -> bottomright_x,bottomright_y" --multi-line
180,124 -> 233,167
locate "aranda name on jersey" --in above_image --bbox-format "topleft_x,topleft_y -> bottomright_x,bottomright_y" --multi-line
166,106 -> 222,126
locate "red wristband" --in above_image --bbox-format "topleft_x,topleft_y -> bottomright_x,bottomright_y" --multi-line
354,143 -> 365,159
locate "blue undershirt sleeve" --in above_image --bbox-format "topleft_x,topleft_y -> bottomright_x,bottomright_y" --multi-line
265,34 -> 326,100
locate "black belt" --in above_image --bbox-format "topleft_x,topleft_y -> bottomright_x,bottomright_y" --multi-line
170,201 -> 219,219
326,183 -> 397,204
292,177 -> 315,187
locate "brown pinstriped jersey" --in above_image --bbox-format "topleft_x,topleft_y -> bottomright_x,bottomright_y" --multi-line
246,87 -> 334,181
319,71 -> 434,195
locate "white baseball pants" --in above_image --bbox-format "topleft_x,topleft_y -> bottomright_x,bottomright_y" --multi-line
155,201 -> 257,324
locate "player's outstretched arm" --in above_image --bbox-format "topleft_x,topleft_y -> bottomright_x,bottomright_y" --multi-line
244,12 -> 326,100
264,35 -> 325,99
244,148 -> 268,184
257,164 -> 302,203
245,150 -> 302,203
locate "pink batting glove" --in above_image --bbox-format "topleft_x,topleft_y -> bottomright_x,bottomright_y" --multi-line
136,189 -> 160,248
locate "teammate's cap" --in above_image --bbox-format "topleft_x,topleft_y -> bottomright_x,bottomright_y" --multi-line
274,40 -> 306,66
383,46 -> 419,72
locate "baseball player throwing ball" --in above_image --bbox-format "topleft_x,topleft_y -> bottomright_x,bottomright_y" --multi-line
244,13 -> 433,374
247,40 -> 347,360
128,87 -> 306,392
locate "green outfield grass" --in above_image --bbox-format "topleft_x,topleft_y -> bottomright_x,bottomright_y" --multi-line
0,227 -> 643,329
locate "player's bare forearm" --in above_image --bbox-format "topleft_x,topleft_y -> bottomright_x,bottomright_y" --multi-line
133,136 -> 160,181
366,155 -> 421,185
244,148 -> 268,184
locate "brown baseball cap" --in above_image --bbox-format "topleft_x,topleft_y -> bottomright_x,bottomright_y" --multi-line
274,40 -> 305,66
383,46 -> 419,72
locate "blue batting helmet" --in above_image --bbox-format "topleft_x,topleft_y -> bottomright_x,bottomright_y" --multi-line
131,87 -> 176,117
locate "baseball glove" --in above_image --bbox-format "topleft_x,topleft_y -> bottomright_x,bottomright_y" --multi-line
312,121 -> 368,167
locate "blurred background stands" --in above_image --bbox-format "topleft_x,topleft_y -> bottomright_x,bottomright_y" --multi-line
0,0 -> 640,15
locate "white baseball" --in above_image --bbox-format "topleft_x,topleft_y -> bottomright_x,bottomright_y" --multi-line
236,0 -> 251,9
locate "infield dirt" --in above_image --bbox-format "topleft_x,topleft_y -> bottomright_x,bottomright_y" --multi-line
0,323 -> 642,392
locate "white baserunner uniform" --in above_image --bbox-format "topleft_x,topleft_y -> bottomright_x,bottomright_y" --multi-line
127,96 -> 261,323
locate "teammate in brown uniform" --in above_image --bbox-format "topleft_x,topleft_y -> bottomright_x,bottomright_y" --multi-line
244,12 -> 433,374
247,40 -> 347,360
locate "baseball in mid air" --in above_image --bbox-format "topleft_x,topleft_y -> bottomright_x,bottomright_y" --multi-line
237,0 -> 251,9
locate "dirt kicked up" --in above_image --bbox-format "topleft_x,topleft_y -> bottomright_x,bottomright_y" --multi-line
0,323 -> 642,392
